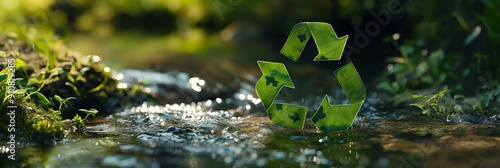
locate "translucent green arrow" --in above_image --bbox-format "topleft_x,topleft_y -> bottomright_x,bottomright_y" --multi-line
255,61 -> 295,109
255,61 -> 307,129
266,103 -> 307,129
280,22 -> 348,61
311,63 -> 366,132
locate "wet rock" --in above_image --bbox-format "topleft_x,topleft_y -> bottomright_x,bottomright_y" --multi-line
448,113 -> 496,124
117,69 -> 253,105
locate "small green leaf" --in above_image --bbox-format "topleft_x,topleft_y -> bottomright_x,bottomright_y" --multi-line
409,103 -> 424,110
0,66 -> 8,76
422,109 -> 431,115
79,108 -> 99,116
48,67 -> 64,76
28,77 -> 40,85
34,38 -> 57,69
426,95 -> 438,102
54,95 -> 63,102
15,58 -> 26,69
67,74 -> 76,83
464,26 -> 481,46
88,75 -> 108,93
34,39 -> 49,54
79,67 -> 90,75
14,89 -> 27,95
36,92 -> 53,106
428,103 -> 438,106
411,95 -> 422,99
437,89 -> 451,96
65,82 -> 81,95
453,95 -> 464,100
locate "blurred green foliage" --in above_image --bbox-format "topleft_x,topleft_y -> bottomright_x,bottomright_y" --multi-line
1,0 -> 499,93
376,0 -> 500,94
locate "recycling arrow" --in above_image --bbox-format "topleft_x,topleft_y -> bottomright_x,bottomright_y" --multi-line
255,22 -> 366,132
280,22 -> 348,61
255,61 -> 308,129
311,62 -> 365,132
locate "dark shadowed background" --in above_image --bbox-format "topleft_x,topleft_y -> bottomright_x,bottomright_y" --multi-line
1,0 -> 498,94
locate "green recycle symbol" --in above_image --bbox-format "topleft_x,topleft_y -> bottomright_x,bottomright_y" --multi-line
255,22 -> 366,132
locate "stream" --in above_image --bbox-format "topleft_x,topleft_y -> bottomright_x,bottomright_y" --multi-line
2,65 -> 500,168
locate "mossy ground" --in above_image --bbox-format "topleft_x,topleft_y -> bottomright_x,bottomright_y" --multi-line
0,33 -> 151,146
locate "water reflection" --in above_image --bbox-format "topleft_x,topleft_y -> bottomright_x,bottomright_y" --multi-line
7,68 -> 500,167
188,77 -> 204,92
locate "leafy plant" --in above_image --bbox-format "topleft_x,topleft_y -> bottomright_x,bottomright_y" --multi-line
34,38 -> 58,69
476,85 -> 500,113
255,22 -> 366,132
78,108 -> 99,120
0,51 -> 27,107
0,31 -> 108,144
377,40 -> 465,94
54,95 -> 76,112
410,89 -> 464,116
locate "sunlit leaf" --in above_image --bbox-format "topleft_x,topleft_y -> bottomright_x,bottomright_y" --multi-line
438,89 -> 451,96
34,38 -> 56,69
28,77 -> 40,85
15,58 -> 26,69
79,67 -> 90,75
34,39 -> 49,54
411,95 -> 422,99
65,82 -> 81,96
54,95 -> 63,102
453,95 -> 464,100
0,67 -> 8,76
36,92 -> 53,106
88,75 -> 108,93
79,108 -> 99,117
14,89 -> 27,95
422,109 -> 431,115
409,103 -> 424,110
464,26 -> 481,46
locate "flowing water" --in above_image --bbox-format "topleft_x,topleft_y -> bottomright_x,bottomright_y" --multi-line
2,64 -> 500,168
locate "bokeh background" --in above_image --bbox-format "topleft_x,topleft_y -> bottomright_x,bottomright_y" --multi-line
1,0 -> 498,95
